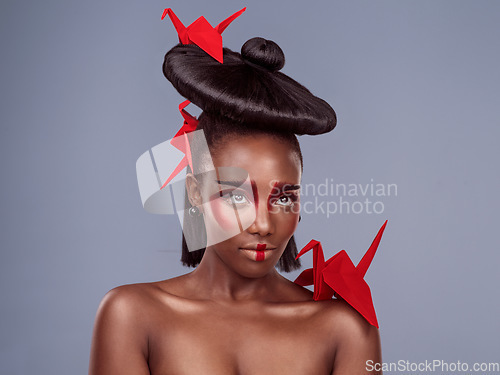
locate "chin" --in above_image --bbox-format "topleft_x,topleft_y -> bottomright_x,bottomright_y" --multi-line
232,262 -> 278,279
232,248 -> 285,278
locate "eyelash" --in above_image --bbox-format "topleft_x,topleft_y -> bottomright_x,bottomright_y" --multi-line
220,190 -> 251,206
270,192 -> 299,207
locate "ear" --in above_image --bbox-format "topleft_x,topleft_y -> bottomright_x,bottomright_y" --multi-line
185,173 -> 204,212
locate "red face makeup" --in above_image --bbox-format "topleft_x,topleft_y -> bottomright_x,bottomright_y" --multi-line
196,134 -> 302,278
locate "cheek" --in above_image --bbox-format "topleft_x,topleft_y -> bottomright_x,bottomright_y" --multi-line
207,197 -> 256,233
208,198 -> 239,232
274,202 -> 301,235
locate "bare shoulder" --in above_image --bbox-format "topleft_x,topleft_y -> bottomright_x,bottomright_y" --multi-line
95,278 -> 188,321
89,280 -> 188,374
316,299 -> 381,374
276,281 -> 381,373
91,282 -> 167,345
277,280 -> 374,331
284,286 -> 375,330
321,299 -> 379,341
89,282 -> 166,374
100,283 -> 149,305
97,282 -> 161,316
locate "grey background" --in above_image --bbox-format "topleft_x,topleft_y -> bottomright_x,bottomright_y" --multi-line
1,0 -> 499,374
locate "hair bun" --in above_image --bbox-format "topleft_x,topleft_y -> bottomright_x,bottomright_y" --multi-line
241,37 -> 285,72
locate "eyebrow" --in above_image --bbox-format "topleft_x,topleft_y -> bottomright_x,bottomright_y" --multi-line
215,180 -> 249,188
216,180 -> 300,191
272,181 -> 301,192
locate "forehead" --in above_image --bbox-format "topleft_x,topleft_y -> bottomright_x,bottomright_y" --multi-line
210,135 -> 301,185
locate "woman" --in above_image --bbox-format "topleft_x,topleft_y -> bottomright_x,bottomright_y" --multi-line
89,8 -> 382,375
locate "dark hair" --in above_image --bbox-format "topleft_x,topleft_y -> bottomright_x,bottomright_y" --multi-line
163,37 -> 337,272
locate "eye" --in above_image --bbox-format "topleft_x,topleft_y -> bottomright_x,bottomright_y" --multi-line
222,191 -> 250,206
273,193 -> 298,207
231,193 -> 248,204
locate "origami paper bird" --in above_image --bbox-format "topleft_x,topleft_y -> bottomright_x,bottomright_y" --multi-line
294,220 -> 388,328
161,7 -> 246,63
160,100 -> 198,189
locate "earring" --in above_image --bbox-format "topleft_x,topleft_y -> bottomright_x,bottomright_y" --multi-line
298,215 -> 302,222
189,206 -> 201,217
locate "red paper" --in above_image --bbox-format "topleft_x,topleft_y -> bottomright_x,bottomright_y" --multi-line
161,7 -> 246,63
160,100 -> 198,189
294,220 -> 388,328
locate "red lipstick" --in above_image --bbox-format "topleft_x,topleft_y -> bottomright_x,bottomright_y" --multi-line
240,244 -> 274,262
256,243 -> 266,261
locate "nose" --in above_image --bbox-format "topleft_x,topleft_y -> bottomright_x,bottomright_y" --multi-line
247,200 -> 274,237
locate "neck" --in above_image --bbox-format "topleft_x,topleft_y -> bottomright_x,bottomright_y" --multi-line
187,246 -> 284,302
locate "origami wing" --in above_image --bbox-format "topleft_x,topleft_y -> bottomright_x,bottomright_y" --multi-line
294,220 -> 388,328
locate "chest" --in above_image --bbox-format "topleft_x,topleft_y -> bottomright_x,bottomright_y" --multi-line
147,305 -> 335,375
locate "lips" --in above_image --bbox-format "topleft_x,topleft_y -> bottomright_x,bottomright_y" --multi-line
240,243 -> 275,250
240,243 -> 276,262
255,244 -> 266,260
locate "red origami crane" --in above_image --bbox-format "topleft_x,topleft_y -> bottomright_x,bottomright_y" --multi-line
294,220 -> 388,328
160,100 -> 199,189
161,7 -> 246,63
